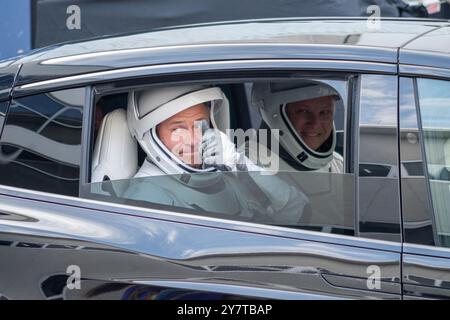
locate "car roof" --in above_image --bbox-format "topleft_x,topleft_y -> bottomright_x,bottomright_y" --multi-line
1,17 -> 450,96
399,25 -> 450,70
19,18 -> 450,59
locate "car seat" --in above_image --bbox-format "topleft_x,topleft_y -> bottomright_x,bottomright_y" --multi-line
91,108 -> 138,195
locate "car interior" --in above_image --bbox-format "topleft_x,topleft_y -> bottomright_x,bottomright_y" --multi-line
91,81 -> 346,186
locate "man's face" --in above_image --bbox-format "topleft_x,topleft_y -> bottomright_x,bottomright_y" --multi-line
156,103 -> 210,168
286,95 -> 335,151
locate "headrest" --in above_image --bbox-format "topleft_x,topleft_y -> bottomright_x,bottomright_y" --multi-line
91,108 -> 138,182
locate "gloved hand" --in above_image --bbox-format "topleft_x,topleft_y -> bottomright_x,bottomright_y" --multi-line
201,128 -> 261,172
201,128 -> 308,224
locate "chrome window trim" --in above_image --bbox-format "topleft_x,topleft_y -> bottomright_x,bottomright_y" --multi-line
399,64 -> 450,80
13,59 -> 397,97
404,243 -> 450,259
0,183 -> 401,253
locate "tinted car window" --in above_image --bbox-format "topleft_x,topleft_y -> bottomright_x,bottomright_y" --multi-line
400,77 -> 435,246
358,75 -> 401,242
417,78 -> 450,247
0,88 -> 85,196
82,77 -> 356,235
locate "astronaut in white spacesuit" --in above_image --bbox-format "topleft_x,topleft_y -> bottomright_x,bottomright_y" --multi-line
124,84 -> 309,224
251,81 -> 344,173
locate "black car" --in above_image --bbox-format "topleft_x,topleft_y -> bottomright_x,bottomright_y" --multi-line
0,17 -> 450,300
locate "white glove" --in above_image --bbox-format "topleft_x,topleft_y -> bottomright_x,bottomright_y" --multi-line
201,129 -> 261,172
201,129 -> 308,223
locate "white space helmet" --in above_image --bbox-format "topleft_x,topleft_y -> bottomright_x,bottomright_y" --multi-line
127,84 -> 230,175
252,81 -> 339,170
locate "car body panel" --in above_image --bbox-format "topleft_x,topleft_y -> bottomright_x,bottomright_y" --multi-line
0,183 -> 403,253
403,244 -> 450,299
0,191 -> 401,299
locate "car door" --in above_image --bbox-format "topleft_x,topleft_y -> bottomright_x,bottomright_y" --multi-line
0,59 -> 402,299
399,75 -> 450,299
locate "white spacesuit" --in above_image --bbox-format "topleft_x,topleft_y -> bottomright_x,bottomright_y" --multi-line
251,81 -> 344,173
124,84 -> 310,224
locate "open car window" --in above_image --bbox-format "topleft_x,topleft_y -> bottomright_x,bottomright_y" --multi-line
83,77 -> 356,236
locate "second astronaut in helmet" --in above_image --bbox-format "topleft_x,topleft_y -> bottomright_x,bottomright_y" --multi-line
252,81 -> 344,173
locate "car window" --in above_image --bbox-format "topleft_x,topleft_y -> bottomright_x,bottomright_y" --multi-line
0,88 -> 85,196
81,77 -> 357,235
416,78 -> 450,247
358,75 -> 401,242
400,77 -> 435,246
